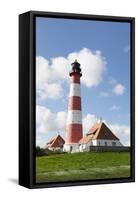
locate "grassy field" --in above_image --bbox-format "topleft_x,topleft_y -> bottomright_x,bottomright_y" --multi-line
36,152 -> 130,183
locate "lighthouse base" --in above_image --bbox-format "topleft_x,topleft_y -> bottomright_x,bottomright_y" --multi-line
63,143 -> 80,153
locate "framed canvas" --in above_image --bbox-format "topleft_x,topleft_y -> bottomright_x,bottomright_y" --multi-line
19,11 -> 135,189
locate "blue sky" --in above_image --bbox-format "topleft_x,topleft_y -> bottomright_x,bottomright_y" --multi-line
36,17 -> 130,147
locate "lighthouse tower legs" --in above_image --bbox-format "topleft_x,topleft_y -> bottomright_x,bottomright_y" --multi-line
63,60 -> 83,153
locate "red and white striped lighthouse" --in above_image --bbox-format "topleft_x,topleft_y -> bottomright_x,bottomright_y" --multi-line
64,60 -> 83,152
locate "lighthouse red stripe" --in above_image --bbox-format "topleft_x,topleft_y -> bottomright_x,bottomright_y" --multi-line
66,124 -> 83,143
68,96 -> 81,110
70,74 -> 80,84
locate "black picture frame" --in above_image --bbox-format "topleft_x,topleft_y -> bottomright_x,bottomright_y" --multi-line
19,10 -> 135,189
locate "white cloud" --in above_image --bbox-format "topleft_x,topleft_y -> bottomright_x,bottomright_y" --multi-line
36,105 -> 67,134
36,108 -> 98,146
36,48 -> 107,101
36,50 -> 129,147
36,56 -> 64,101
37,82 -> 63,101
100,91 -> 109,97
113,83 -> 125,95
36,105 -> 55,133
56,111 -> 67,130
109,124 -> 130,146
36,56 -> 50,86
36,135 -> 45,147
110,105 -> 120,111
100,78 -> 126,97
36,106 -> 97,136
36,105 -> 67,147
51,57 -> 70,80
68,48 -> 106,87
36,106 -> 130,147
83,114 -> 98,134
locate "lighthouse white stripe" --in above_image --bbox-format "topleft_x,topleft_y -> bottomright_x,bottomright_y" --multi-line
67,110 -> 82,124
69,83 -> 81,97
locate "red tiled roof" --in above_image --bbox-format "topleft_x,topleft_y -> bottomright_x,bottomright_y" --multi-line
79,122 -> 119,144
45,134 -> 65,148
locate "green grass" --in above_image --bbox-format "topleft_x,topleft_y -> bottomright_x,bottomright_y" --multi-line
36,152 -> 130,183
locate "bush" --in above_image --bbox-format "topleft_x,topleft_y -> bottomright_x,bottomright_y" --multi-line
36,146 -> 46,157
44,148 -> 67,156
36,146 -> 67,156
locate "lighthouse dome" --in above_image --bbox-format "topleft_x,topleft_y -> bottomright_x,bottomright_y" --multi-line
71,60 -> 81,73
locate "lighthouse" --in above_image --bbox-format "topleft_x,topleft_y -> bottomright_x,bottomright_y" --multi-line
63,60 -> 83,153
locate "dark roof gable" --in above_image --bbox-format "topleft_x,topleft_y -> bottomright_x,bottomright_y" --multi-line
79,121 -> 119,144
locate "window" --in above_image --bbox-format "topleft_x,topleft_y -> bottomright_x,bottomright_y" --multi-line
98,141 -> 100,146
70,146 -> 73,152
112,142 -> 116,146
105,141 -> 107,146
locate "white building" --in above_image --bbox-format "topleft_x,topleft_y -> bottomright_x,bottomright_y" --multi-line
45,134 -> 65,152
79,121 -> 123,152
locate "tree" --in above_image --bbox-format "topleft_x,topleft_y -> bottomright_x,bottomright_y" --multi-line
36,146 -> 45,156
